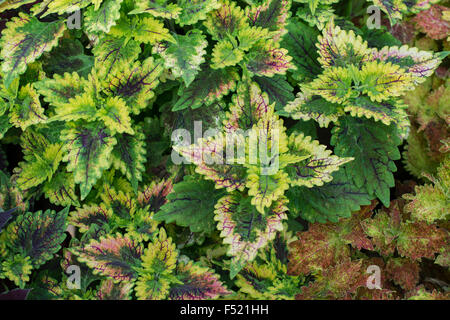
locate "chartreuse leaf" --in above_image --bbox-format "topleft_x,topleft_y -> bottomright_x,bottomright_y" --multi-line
0,13 -> 65,87
92,36 -> 141,80
203,0 -> 247,41
284,132 -> 353,188
224,80 -> 275,132
75,233 -> 144,281
0,254 -> 32,287
246,0 -> 291,40
43,171 -> 79,207
284,92 -> 344,127
40,0 -> 93,16
0,0 -> 36,13
111,129 -> 147,192
211,40 -> 244,69
169,261 -> 231,299
245,40 -> 294,77
331,116 -> 402,207
2,206 -> 69,268
317,20 -> 371,68
215,193 -> 288,278
173,66 -> 238,111
52,91 -> 98,123
61,123 -> 117,200
84,0 -> 123,34
176,0 -> 221,26
104,57 -> 163,114
280,18 -> 321,82
97,96 -> 134,135
9,83 -> 47,130
157,31 -> 208,87
135,229 -> 178,299
110,16 -> 173,45
154,175 -> 227,233
129,0 -> 182,18
34,72 -> 89,108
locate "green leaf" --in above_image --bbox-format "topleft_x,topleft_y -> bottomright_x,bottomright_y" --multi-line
42,38 -> 94,79
280,18 -> 321,82
129,0 -> 182,18
0,13 -> 65,87
154,176 -> 227,233
211,40 -> 244,69
176,0 -> 221,26
253,75 -> 295,113
286,170 -> 372,223
246,0 -> 291,40
331,116 -> 402,207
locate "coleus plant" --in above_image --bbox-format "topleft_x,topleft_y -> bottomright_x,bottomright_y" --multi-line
0,0 -> 448,300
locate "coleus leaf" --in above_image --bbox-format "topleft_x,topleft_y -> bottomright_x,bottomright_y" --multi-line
69,204 -> 113,234
284,92 -> 343,127
331,116 -> 402,207
316,20 -> 371,68
110,16 -> 173,45
84,0 -> 123,34
135,229 -> 178,299
97,96 -> 134,135
61,122 -> 117,200
104,57 -> 163,114
176,0 -> 221,26
97,279 -> 133,300
0,254 -> 33,287
40,0 -> 93,16
413,4 -> 450,40
246,0 -> 291,41
154,175 -> 227,233
286,170 -> 372,223
253,75 -> 294,113
288,202 -> 376,276
43,171 -> 79,207
214,193 -> 288,278
0,13 -> 65,87
92,36 -> 141,81
370,0 -> 440,24
111,129 -> 147,192
295,259 -> 366,299
129,0 -> 182,18
34,72 -> 89,109
203,0 -> 247,41
284,132 -> 353,188
223,80 -> 275,133
0,0 -> 36,13
138,179 -> 173,212
245,40 -> 294,77
361,201 -> 449,260
156,31 -> 208,87
169,262 -> 231,299
75,233 -> 144,281
8,83 -> 47,130
0,207 -> 15,232
173,66 -> 238,111
280,18 -> 321,82
372,45 -> 447,86
386,257 -> 420,291
403,158 -> 450,223
41,38 -> 94,79
211,40 -> 245,69
4,206 -> 69,268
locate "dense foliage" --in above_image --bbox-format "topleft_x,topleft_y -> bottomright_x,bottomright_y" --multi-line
0,0 -> 448,300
